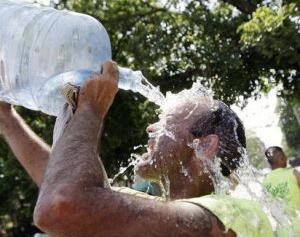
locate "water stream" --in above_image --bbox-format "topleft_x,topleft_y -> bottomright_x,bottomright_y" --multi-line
112,74 -> 296,236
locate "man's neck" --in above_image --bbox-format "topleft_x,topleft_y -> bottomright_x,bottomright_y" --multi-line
271,163 -> 286,170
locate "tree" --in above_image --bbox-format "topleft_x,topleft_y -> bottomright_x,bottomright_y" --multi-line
278,99 -> 300,158
246,130 -> 268,169
238,2 -> 300,103
1,0 -> 299,235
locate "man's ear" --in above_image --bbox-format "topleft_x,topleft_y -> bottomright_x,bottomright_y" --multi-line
196,135 -> 219,158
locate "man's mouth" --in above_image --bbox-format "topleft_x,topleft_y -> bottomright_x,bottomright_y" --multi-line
141,152 -> 150,161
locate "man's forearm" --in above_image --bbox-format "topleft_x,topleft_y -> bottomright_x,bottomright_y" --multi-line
40,104 -> 109,192
0,108 -> 50,186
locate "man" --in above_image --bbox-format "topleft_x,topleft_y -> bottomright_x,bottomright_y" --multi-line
263,146 -> 300,236
265,146 -> 288,170
264,146 -> 300,205
264,147 -> 300,184
0,61 -> 274,237
264,146 -> 300,185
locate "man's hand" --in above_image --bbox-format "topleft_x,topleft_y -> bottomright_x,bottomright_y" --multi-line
77,61 -> 119,119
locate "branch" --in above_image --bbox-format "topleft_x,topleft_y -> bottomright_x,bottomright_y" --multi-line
222,0 -> 258,14
155,67 -> 201,91
105,7 -> 168,23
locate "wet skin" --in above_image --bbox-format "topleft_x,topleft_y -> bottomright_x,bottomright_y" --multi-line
265,150 -> 287,170
136,98 -> 217,198
0,61 -> 236,237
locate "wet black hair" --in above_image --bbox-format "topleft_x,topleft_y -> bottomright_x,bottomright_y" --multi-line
190,101 -> 246,176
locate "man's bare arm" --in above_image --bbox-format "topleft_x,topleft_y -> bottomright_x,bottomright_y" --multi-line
34,61 -> 234,237
0,103 -> 50,186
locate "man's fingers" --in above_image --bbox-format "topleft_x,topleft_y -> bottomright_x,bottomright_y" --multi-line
101,61 -> 119,82
90,72 -> 101,80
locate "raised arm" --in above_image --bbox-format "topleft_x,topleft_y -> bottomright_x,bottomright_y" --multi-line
34,61 -> 233,237
0,103 -> 50,186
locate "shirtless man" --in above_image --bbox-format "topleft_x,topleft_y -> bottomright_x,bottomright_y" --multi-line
0,61 -> 274,237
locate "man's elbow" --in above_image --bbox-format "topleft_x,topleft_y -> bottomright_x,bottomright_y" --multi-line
33,188 -> 77,234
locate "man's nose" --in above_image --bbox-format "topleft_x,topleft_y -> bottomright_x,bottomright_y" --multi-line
146,123 -> 160,133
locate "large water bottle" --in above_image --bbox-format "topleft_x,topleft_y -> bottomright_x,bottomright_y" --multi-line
0,1 -> 164,116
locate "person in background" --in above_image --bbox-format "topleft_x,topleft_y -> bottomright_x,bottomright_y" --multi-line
264,146 -> 300,185
289,157 -> 300,168
264,146 -> 288,170
263,146 -> 300,236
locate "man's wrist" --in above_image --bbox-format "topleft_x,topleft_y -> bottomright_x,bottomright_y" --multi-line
77,102 -> 105,121
76,103 -> 104,128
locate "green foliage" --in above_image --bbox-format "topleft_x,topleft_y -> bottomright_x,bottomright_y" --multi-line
101,92 -> 158,174
278,99 -> 300,157
1,0 -> 300,235
238,3 -> 300,101
246,130 -> 268,169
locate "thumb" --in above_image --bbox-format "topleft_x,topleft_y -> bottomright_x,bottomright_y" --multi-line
101,61 -> 119,82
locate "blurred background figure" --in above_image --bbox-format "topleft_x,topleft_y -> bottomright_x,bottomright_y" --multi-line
264,146 -> 288,170
263,146 -> 300,231
265,146 -> 300,169
289,157 -> 300,167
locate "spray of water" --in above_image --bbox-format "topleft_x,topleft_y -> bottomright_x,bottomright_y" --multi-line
113,74 -> 296,235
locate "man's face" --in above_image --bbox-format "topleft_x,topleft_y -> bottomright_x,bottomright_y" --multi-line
135,98 -> 210,180
268,151 -> 287,169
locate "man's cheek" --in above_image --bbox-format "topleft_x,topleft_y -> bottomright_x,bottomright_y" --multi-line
136,163 -> 155,178
135,159 -> 158,178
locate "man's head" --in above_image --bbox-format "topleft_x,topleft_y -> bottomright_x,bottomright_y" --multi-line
135,90 -> 246,192
265,146 -> 287,170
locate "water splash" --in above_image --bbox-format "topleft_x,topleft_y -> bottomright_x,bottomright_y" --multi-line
111,154 -> 139,185
136,73 -> 165,106
160,174 -> 171,200
230,155 -> 295,234
113,77 -> 296,235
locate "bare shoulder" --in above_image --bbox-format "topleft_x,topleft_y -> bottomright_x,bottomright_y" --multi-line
167,201 -> 236,237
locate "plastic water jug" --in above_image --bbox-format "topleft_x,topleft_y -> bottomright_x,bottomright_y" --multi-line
0,1 -> 163,116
